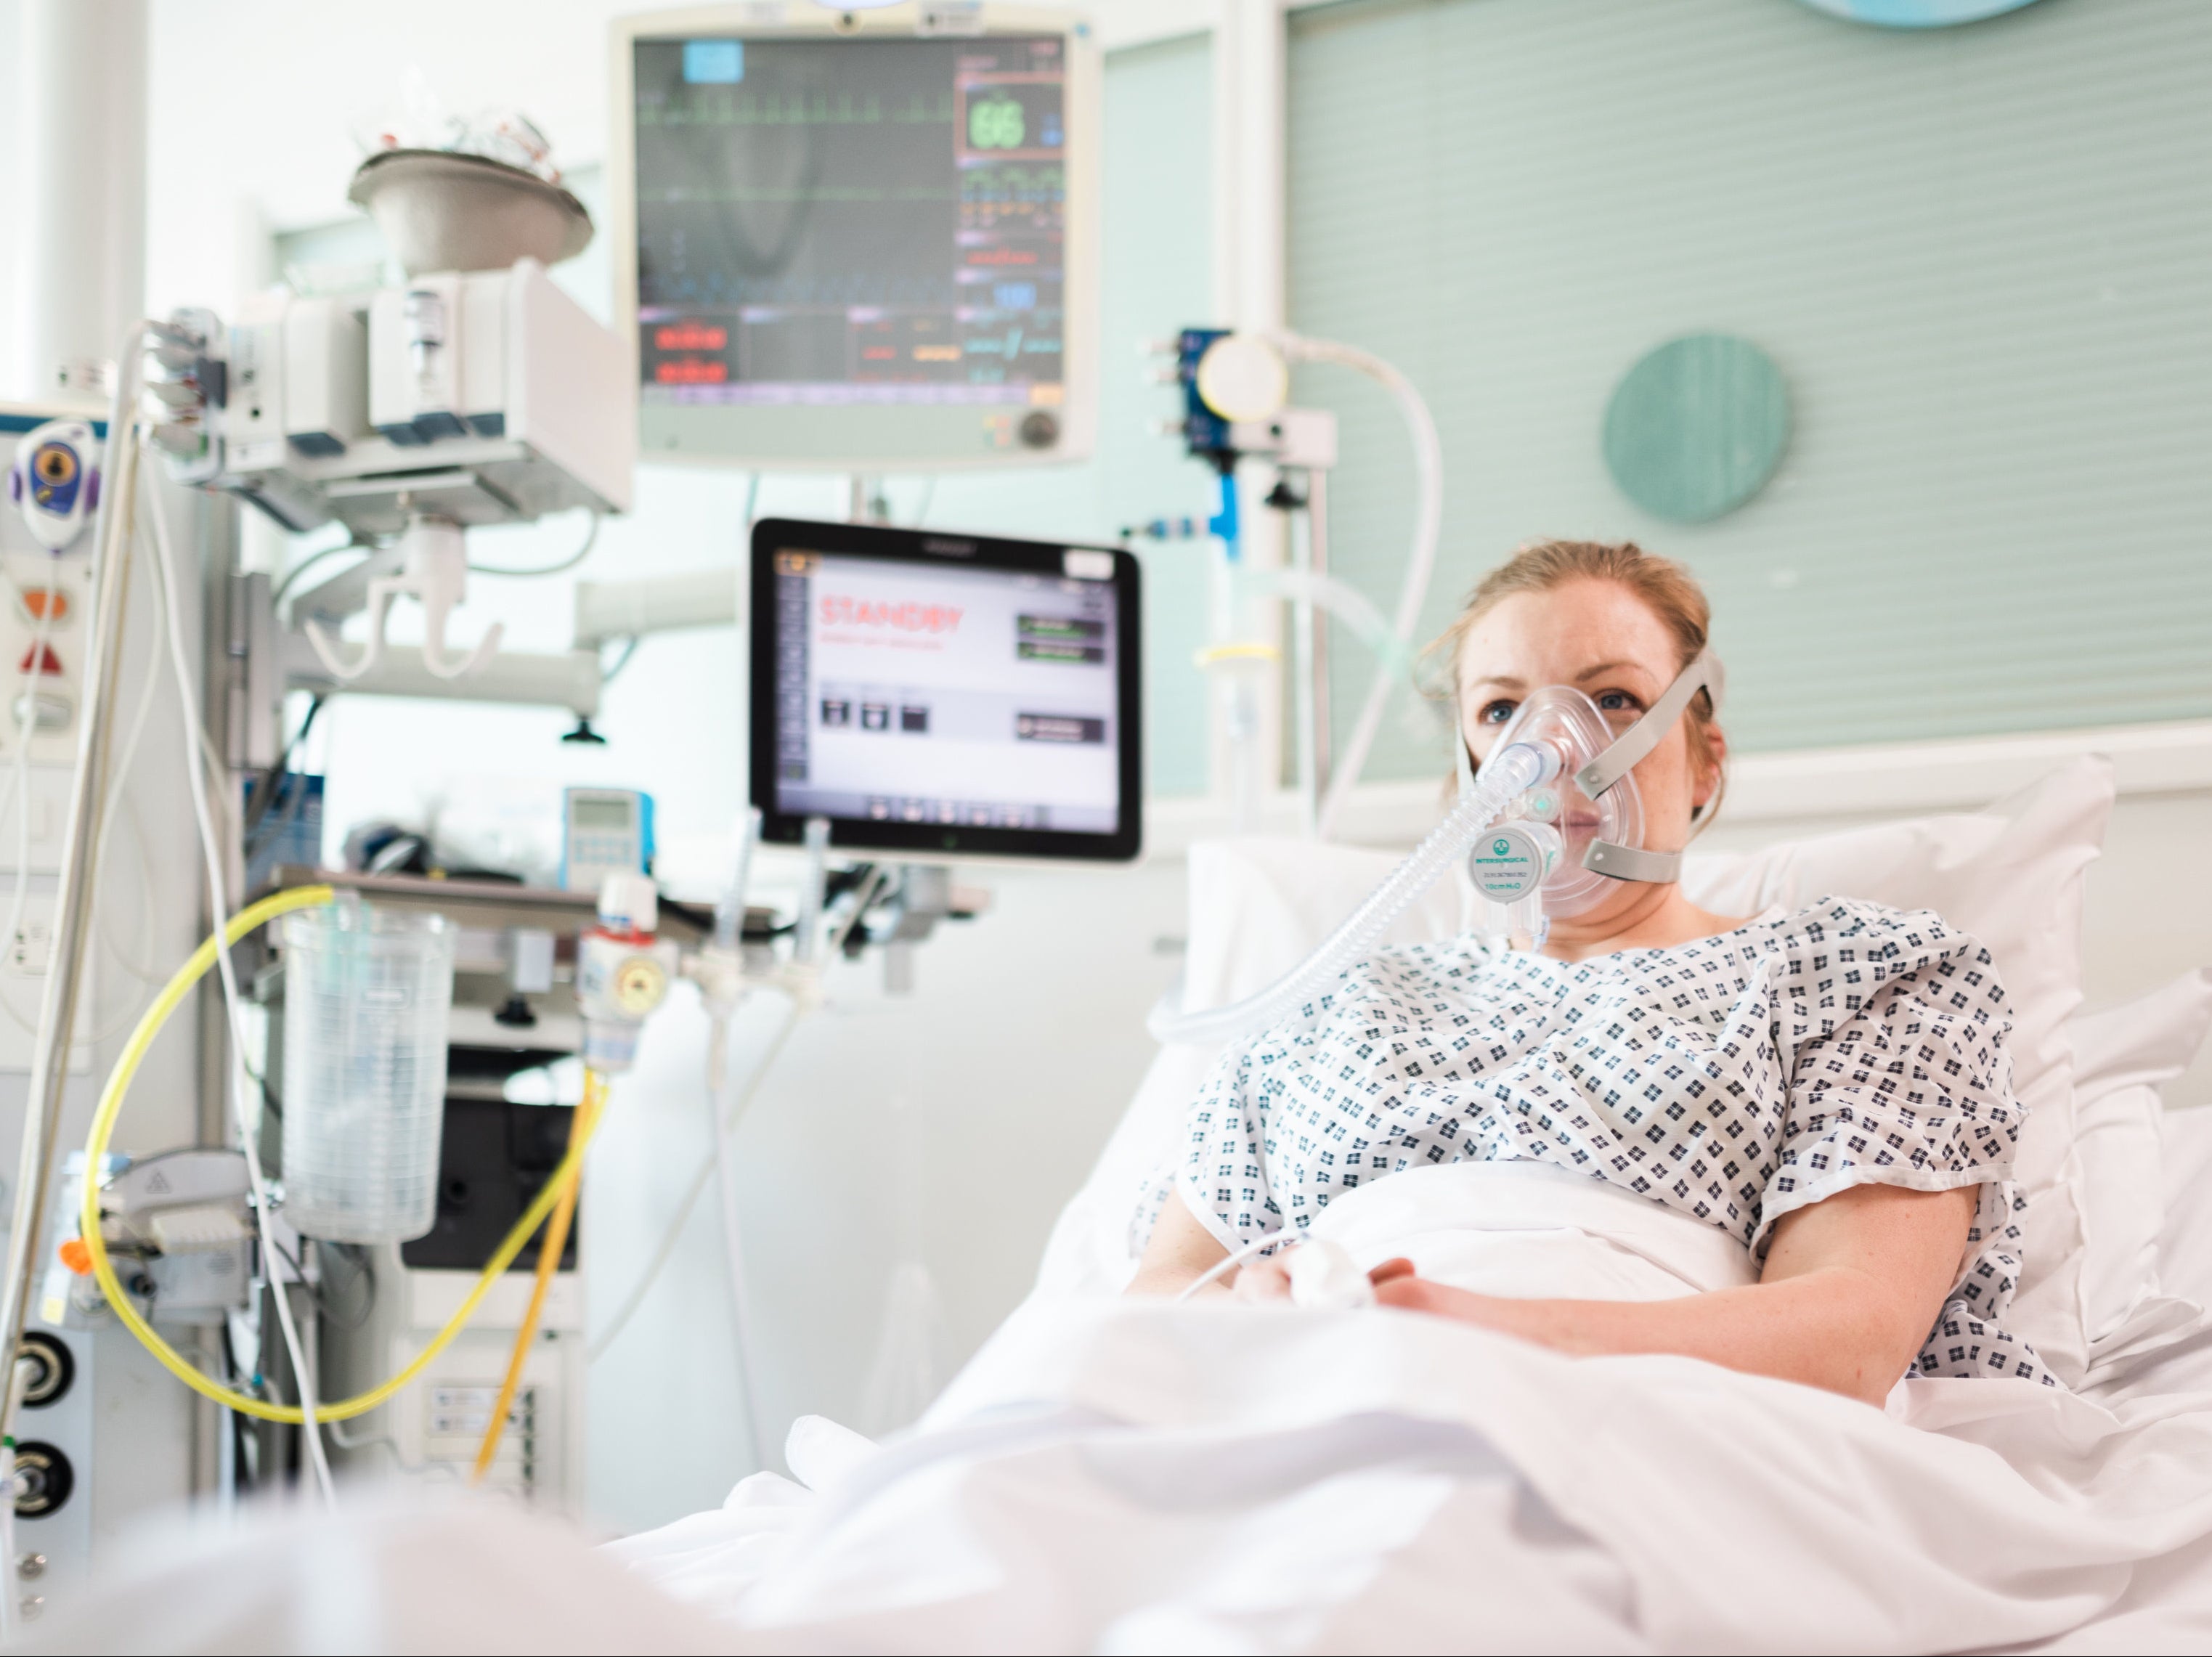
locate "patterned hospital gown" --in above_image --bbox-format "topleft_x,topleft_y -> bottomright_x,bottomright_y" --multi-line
1156,897 -> 2054,1386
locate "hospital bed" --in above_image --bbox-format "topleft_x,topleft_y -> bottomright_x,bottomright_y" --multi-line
28,754 -> 2212,1654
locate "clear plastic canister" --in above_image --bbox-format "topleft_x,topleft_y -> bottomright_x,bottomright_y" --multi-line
280,901 -> 455,1243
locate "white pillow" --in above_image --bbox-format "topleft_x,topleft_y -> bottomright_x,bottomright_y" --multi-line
2074,970 -> 2212,1097
2070,972 -> 2212,1374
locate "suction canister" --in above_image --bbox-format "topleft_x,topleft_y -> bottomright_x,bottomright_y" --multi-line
280,900 -> 455,1243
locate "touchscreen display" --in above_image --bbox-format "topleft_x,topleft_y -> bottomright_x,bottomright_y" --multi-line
768,547 -> 1121,836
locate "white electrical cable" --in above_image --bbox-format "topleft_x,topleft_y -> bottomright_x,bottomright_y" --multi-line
191,720 -> 235,842
89,581 -> 170,983
271,532 -> 370,608
593,862 -> 890,1369
1274,334 -> 1445,842
95,795 -> 164,989
141,444 -> 336,1507
1174,1231 -> 1299,1303
587,999 -> 803,1364
646,863 -> 891,1444
467,510 -> 599,578
705,1059 -> 765,1469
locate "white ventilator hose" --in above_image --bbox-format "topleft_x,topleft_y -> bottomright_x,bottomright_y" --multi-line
1242,568 -> 1413,686
1272,335 -> 1445,842
1148,738 -> 1554,1048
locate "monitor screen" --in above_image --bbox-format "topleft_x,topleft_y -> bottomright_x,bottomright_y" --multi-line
570,797 -> 636,831
749,518 -> 1141,863
626,26 -> 1089,467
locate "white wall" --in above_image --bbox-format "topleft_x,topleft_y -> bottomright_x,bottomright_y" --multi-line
0,0 -> 17,396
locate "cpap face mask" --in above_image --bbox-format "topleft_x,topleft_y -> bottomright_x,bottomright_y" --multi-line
1457,648 -> 1723,944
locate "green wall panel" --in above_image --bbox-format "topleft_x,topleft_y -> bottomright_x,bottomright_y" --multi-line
1288,0 -> 2212,778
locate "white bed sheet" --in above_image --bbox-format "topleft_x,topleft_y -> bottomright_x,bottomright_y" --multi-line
601,1144 -> 2212,1654
2083,1106 -> 2212,1404
47,1116 -> 2212,1654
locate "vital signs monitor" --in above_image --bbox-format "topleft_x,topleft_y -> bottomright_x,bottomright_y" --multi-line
608,6 -> 1100,470
749,517 -> 1141,863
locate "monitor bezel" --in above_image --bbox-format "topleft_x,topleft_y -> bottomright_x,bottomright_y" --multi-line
748,516 -> 1143,864
607,4 -> 1101,473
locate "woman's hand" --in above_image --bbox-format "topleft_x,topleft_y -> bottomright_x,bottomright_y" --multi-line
1232,1252 -> 1419,1304
1370,1268 -> 1503,1322
1333,1185 -> 1980,1406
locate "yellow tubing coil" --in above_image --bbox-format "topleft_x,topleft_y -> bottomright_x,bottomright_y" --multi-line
80,884 -> 606,1425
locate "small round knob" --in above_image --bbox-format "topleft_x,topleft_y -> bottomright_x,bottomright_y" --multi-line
1017,411 -> 1059,449
612,956 -> 667,1017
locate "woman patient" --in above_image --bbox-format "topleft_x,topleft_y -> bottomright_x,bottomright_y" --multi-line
1130,540 -> 2049,1402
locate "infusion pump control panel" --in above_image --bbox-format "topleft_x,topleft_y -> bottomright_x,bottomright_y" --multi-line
562,787 -> 652,893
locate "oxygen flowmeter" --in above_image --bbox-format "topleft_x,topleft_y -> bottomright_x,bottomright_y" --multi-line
7,420 -> 101,553
575,873 -> 678,1073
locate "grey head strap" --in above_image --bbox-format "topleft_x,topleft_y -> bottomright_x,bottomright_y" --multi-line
1576,647 -> 1724,886
1573,646 -> 1723,799
1582,838 -> 1686,883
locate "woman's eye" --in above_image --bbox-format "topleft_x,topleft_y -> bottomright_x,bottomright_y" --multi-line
1478,699 -> 1517,726
1595,690 -> 1642,716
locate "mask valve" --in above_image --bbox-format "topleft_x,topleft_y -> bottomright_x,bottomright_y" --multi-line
1468,821 -> 1558,950
1468,821 -> 1559,902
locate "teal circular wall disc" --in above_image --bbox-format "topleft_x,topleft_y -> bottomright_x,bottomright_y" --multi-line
1794,0 -> 2042,27
1603,334 -> 1791,524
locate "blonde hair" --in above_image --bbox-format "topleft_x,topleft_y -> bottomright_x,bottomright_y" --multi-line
1431,539 -> 1728,829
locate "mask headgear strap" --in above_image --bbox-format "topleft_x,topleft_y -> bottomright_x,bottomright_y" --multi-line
1577,647 -> 1723,884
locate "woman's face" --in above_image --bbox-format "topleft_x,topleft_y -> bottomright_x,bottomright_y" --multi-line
1453,579 -> 1720,899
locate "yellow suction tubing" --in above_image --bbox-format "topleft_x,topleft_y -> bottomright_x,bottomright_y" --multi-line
80,885 -> 609,1424
1145,738 -> 1558,1047
473,1068 -> 606,1478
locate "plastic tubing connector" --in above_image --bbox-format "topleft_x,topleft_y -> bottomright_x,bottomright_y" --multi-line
1149,740 -> 1556,1048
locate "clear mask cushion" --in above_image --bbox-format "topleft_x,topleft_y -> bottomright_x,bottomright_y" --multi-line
1468,685 -> 1646,921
